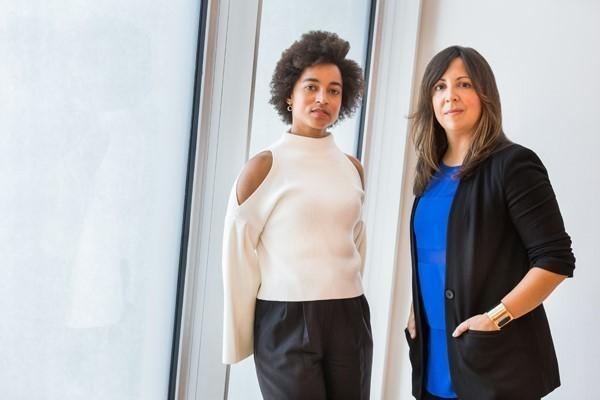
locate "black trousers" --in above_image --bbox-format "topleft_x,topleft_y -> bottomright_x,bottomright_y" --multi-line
253,295 -> 373,400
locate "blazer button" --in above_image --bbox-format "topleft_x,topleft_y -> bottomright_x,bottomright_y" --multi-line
445,289 -> 455,300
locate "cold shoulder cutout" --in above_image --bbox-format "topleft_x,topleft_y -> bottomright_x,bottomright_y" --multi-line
236,151 -> 273,205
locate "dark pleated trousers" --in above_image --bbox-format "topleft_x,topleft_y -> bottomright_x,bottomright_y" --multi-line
253,295 -> 373,400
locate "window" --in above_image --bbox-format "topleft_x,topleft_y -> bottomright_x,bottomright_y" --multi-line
0,1 -> 203,399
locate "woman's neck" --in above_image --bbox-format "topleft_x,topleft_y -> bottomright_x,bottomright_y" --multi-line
443,132 -> 473,166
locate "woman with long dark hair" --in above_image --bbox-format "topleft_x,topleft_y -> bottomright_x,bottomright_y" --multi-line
222,31 -> 372,400
405,46 -> 575,399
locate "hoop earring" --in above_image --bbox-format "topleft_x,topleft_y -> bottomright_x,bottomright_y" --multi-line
287,105 -> 292,112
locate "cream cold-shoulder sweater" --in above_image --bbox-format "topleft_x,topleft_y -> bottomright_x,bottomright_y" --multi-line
222,132 -> 366,364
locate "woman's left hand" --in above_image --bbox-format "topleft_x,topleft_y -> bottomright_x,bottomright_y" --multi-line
452,314 -> 499,337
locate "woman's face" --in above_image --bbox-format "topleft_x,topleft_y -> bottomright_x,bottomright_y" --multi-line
432,57 -> 482,138
288,63 -> 342,137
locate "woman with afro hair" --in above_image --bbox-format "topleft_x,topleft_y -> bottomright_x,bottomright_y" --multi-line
222,31 -> 372,399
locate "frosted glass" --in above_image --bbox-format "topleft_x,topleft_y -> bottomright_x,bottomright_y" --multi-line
249,0 -> 372,157
0,1 -> 200,399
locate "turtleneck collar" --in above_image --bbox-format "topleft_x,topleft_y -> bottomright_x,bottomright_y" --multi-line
280,131 -> 336,152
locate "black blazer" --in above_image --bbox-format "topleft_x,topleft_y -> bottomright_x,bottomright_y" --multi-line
406,142 -> 575,400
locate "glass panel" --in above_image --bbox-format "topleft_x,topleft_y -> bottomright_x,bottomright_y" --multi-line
0,1 -> 200,399
249,0 -> 372,157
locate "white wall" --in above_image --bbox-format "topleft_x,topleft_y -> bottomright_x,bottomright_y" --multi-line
386,1 -> 600,398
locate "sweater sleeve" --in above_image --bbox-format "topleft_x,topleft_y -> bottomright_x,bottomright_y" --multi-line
503,146 -> 575,277
221,181 -> 264,364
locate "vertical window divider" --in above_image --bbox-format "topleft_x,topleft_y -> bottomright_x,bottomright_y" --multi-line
356,0 -> 379,160
169,0 -> 210,399
173,0 -> 263,398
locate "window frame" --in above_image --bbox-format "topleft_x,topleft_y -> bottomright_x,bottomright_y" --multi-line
168,0 -> 211,399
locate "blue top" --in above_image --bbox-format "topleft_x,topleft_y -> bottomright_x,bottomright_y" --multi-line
414,163 -> 460,398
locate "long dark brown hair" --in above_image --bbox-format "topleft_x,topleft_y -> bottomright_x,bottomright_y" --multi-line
411,46 -> 508,196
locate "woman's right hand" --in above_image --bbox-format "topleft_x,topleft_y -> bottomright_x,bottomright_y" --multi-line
407,303 -> 416,339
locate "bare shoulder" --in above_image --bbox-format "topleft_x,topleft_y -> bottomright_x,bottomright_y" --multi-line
345,154 -> 365,188
236,150 -> 273,205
